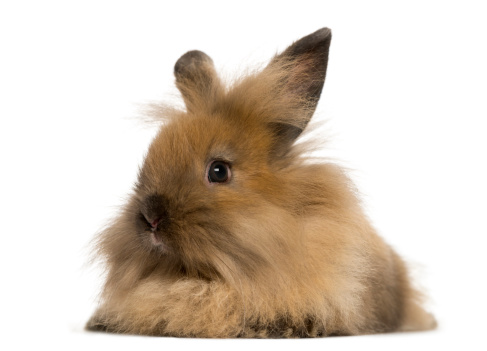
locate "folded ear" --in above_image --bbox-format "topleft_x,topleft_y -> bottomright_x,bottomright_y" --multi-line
174,50 -> 223,113
266,28 -> 332,155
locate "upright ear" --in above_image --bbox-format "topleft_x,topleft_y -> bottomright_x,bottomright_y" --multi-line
174,50 -> 223,113
266,28 -> 332,154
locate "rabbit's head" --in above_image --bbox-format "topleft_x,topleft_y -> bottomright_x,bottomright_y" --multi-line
99,28 -> 334,289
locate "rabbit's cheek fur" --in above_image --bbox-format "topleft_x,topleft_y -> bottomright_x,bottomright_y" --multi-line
87,28 -> 435,337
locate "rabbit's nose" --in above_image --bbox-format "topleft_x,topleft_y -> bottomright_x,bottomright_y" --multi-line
149,218 -> 160,229
140,194 -> 170,231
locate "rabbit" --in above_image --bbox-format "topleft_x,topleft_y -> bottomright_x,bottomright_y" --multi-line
86,27 -> 436,338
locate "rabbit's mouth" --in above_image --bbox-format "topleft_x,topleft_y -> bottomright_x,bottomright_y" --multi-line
136,210 -> 173,253
149,231 -> 170,253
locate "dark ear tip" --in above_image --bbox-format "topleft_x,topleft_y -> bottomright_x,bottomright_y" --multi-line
283,27 -> 332,59
174,50 -> 213,77
316,27 -> 332,37
301,27 -> 332,48
315,27 -> 332,44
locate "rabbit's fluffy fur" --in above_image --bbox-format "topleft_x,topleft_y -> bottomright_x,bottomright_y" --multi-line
87,28 -> 435,337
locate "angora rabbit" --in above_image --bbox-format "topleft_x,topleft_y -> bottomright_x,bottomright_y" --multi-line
86,28 -> 435,337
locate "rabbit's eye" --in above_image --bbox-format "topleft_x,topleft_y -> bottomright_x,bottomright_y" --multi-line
207,160 -> 231,184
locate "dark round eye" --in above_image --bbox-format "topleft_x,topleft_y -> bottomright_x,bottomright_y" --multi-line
207,161 -> 231,184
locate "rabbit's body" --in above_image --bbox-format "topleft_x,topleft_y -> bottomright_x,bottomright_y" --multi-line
87,28 -> 435,337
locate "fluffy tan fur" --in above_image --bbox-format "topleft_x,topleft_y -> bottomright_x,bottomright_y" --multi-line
87,28 -> 435,337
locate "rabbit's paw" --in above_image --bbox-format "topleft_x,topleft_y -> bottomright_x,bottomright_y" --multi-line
85,313 -> 120,334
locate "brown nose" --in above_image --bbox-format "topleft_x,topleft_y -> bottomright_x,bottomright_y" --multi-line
140,194 -> 169,231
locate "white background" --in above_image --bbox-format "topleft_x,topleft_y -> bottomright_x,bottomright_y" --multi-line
1,1 -> 486,350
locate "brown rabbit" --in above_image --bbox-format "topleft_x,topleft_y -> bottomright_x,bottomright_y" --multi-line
86,28 -> 435,337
